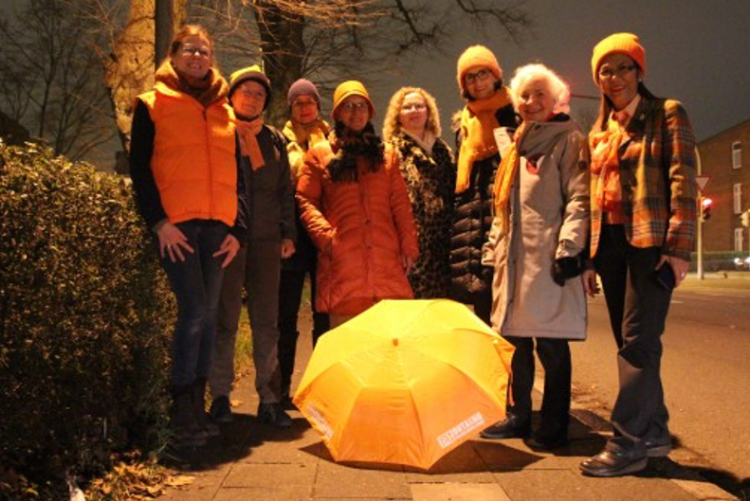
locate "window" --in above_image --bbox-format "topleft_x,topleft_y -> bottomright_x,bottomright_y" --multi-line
733,141 -> 742,169
734,183 -> 743,214
735,228 -> 745,252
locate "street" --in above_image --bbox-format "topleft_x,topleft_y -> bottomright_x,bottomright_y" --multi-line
570,277 -> 750,496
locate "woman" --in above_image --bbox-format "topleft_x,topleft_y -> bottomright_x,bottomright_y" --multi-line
580,33 -> 698,477
208,65 -> 296,429
450,45 -> 518,324
296,80 -> 418,328
479,64 -> 589,450
129,25 -> 245,448
277,78 -> 331,408
383,87 -> 455,298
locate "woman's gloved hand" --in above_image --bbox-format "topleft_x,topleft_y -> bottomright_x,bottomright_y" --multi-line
552,256 -> 582,286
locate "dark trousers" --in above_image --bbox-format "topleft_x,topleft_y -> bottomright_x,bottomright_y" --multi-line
470,290 -> 493,326
160,220 -> 228,389
277,266 -> 329,398
210,241 -> 283,403
507,337 -> 571,436
595,224 -> 672,450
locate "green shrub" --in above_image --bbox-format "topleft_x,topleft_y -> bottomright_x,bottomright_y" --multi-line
0,142 -> 175,488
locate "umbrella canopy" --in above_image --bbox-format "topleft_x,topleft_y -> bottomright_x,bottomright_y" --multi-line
293,299 -> 515,470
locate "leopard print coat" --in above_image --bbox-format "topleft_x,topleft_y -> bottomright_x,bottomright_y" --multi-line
390,132 -> 455,298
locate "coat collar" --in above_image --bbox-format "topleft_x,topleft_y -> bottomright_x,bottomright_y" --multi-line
516,115 -> 578,157
624,94 -> 663,140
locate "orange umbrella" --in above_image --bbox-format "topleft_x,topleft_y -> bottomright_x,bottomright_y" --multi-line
293,299 -> 515,470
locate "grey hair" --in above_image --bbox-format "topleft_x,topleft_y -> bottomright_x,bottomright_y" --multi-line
509,63 -> 570,115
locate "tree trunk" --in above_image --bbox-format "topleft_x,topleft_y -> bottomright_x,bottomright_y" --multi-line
254,1 -> 305,127
155,0 -> 188,68
104,0 -> 187,173
104,0 -> 155,159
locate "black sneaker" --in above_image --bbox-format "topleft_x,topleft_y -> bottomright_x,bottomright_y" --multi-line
257,402 -> 292,428
209,396 -> 234,424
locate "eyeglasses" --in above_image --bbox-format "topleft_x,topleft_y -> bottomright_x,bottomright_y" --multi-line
401,103 -> 426,112
181,45 -> 211,58
598,64 -> 636,80
340,102 -> 368,112
237,87 -> 267,100
464,69 -> 491,85
293,99 -> 318,109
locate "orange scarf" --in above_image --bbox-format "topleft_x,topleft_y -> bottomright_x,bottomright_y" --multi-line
236,117 -> 265,170
456,87 -> 513,193
286,118 -> 330,149
283,119 -> 331,179
491,123 -> 528,235
589,112 -> 629,212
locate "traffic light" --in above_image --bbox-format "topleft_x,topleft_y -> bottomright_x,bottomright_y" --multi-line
701,197 -> 713,221
742,210 -> 750,228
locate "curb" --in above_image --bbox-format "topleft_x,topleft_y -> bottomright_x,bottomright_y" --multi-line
561,380 -> 739,501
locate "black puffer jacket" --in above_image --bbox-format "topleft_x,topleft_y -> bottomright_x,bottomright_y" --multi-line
449,104 -> 516,303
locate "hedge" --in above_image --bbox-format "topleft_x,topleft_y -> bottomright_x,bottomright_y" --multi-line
0,142 -> 175,491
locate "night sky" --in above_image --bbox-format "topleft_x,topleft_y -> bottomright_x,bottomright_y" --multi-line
369,0 -> 750,143
3,0 -> 749,166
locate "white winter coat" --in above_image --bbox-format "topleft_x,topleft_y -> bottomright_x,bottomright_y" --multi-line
484,117 -> 589,340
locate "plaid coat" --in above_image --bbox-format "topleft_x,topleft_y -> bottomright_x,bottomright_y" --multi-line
589,96 -> 697,261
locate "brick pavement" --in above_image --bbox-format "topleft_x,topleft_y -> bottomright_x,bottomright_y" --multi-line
158,303 -> 738,501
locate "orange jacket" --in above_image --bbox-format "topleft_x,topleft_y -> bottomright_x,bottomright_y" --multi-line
296,143 -> 419,315
137,82 -> 237,226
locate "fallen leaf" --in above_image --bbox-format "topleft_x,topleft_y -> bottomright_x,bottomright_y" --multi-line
147,484 -> 164,496
165,475 -> 194,487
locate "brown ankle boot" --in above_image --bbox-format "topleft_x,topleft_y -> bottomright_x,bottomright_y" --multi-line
170,386 -> 208,448
193,378 -> 220,437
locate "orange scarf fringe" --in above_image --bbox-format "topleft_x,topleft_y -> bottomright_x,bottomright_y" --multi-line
236,117 -> 265,170
456,88 -> 513,193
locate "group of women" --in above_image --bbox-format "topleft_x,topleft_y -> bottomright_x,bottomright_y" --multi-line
130,24 -> 698,479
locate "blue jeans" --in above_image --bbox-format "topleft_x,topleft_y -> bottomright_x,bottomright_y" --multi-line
160,220 -> 229,389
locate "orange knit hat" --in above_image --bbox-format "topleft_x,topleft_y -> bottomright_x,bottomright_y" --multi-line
591,33 -> 646,84
456,45 -> 503,93
332,80 -> 374,120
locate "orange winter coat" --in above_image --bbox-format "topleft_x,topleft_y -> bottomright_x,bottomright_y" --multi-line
296,143 -> 419,315
137,82 -> 237,226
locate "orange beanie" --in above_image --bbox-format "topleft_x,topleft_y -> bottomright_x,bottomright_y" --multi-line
456,45 -> 503,93
332,80 -> 374,120
591,33 -> 646,84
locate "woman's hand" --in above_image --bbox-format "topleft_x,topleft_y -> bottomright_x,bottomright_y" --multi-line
581,269 -> 600,297
157,222 -> 194,263
659,255 -> 690,287
280,238 -> 296,259
213,234 -> 240,268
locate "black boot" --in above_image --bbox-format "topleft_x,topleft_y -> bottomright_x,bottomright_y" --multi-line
193,378 -> 220,437
170,385 -> 208,448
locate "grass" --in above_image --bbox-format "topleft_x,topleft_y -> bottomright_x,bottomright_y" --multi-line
234,306 -> 254,375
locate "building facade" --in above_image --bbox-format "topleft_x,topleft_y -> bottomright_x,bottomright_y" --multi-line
698,118 -> 750,254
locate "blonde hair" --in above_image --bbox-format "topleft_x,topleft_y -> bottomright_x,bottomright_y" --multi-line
509,63 -> 570,115
382,87 -> 442,141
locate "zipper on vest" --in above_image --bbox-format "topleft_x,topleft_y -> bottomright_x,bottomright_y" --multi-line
203,108 -> 216,217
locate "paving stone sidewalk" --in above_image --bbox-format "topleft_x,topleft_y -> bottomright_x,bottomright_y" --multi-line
158,308 -> 738,501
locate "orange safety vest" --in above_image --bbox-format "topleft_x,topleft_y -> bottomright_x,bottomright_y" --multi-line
138,82 -> 237,227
